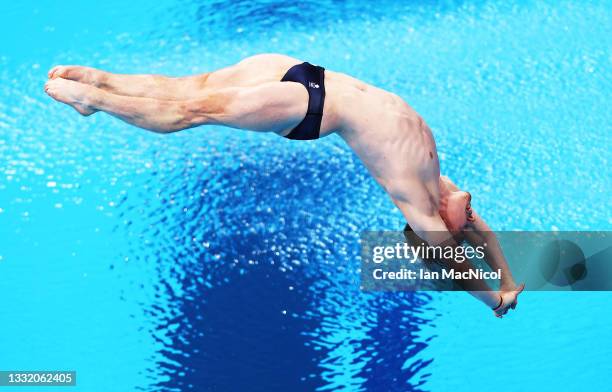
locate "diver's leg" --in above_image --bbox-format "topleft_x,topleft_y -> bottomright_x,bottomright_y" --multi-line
44,77 -> 308,134
47,54 -> 298,100
46,55 -> 272,100
48,65 -> 211,100
45,78 -> 183,127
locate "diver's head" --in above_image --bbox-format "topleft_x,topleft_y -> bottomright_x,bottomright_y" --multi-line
438,177 -> 474,233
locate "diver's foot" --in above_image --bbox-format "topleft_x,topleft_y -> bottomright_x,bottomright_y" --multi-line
493,283 -> 525,318
44,78 -> 98,116
48,65 -> 104,87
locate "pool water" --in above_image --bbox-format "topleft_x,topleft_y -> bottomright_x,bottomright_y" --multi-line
0,1 -> 610,391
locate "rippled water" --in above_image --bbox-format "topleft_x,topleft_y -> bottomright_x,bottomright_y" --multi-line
1,1 -> 611,391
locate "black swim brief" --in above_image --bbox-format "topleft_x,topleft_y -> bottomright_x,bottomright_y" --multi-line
280,62 -> 326,140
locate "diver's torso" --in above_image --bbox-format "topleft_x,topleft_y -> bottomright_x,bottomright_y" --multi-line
231,54 -> 442,208
328,70 -> 442,210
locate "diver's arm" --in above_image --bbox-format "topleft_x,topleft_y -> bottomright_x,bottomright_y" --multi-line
400,205 -> 501,309
463,210 -> 517,290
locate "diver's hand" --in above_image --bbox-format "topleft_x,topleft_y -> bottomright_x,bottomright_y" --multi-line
493,283 -> 525,318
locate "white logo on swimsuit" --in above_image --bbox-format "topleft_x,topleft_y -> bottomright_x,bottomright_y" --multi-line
309,82 -> 320,88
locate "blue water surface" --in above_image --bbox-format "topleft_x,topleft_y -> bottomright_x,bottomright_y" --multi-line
0,1 -> 611,391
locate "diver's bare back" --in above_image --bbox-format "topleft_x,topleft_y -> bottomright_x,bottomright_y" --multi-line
229,54 -> 440,222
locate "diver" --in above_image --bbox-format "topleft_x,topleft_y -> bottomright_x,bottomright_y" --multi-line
44,53 -> 524,317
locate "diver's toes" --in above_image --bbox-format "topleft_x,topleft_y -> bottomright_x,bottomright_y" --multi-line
44,79 -> 56,92
49,66 -> 63,79
44,81 -> 64,101
50,65 -> 77,80
46,88 -> 58,99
